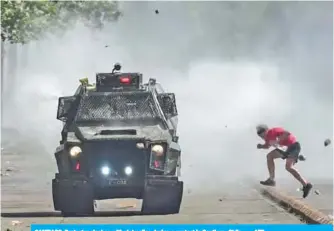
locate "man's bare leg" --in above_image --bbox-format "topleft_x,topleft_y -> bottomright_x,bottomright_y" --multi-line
285,158 -> 307,186
285,158 -> 313,198
260,150 -> 283,186
267,150 -> 283,180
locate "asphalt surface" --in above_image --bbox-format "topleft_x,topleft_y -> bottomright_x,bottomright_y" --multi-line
278,178 -> 333,216
1,148 -> 304,231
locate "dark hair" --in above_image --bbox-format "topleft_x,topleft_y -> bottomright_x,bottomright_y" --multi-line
257,128 -> 266,135
256,124 -> 268,135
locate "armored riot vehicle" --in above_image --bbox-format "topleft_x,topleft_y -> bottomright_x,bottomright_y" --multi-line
52,63 -> 183,216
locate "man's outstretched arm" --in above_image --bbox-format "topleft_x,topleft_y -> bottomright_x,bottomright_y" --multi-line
257,142 -> 270,149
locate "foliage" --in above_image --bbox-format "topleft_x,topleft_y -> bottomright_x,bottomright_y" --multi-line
1,0 -> 121,44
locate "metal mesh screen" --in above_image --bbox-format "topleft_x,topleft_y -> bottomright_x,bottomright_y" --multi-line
75,92 -> 160,122
57,96 -> 76,122
157,93 -> 178,117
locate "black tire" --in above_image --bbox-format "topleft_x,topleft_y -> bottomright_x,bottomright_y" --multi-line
52,177 -> 94,217
141,180 -> 183,215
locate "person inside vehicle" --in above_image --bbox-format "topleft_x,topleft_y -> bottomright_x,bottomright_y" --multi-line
256,124 -> 313,198
162,95 -> 174,116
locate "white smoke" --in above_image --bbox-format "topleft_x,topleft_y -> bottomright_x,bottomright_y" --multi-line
2,2 -> 332,194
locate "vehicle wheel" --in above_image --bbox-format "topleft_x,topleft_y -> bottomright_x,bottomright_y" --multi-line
141,179 -> 183,215
52,177 -> 94,217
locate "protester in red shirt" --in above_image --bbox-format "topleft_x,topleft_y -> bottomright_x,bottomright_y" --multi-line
256,124 -> 313,198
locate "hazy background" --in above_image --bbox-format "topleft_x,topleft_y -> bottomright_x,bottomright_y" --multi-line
1,1 -> 333,193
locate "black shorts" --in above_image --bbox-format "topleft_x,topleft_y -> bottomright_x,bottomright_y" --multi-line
275,142 -> 301,160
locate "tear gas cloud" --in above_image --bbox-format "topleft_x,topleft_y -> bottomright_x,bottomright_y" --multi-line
2,2 -> 332,193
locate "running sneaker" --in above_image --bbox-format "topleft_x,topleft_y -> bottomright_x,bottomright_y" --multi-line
260,178 -> 276,186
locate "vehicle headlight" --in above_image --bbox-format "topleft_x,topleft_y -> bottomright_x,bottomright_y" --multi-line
124,166 -> 133,175
151,144 -> 164,157
136,142 -> 145,149
101,166 -> 110,175
69,146 -> 82,157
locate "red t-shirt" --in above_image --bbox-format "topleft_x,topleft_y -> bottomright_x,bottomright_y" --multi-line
264,127 -> 297,147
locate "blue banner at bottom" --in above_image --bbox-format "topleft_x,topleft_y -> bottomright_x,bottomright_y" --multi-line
31,224 -> 333,231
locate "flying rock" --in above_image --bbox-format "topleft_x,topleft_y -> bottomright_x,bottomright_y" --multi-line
324,138 -> 331,147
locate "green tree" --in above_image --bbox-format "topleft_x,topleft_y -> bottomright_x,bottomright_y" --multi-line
0,0 -> 121,123
1,0 -> 121,44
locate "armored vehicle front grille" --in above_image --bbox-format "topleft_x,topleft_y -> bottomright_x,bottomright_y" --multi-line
79,140 -> 147,185
75,92 -> 161,122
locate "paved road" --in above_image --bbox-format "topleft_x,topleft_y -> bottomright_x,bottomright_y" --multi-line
1,149 -> 302,231
277,178 -> 333,217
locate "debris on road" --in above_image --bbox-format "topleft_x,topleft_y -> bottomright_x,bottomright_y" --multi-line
155,9 -> 159,14
297,188 -> 321,196
0,165 -> 18,176
1,172 -> 10,177
5,167 -> 14,172
11,220 -> 22,226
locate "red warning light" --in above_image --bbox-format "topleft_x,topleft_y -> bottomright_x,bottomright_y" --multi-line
120,76 -> 131,84
75,162 -> 80,171
154,160 -> 160,168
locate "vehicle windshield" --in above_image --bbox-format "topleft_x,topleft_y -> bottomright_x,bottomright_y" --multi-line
74,92 -> 161,124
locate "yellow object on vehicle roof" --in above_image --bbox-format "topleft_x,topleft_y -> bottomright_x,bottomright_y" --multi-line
79,77 -> 89,86
86,85 -> 96,91
79,77 -> 96,91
